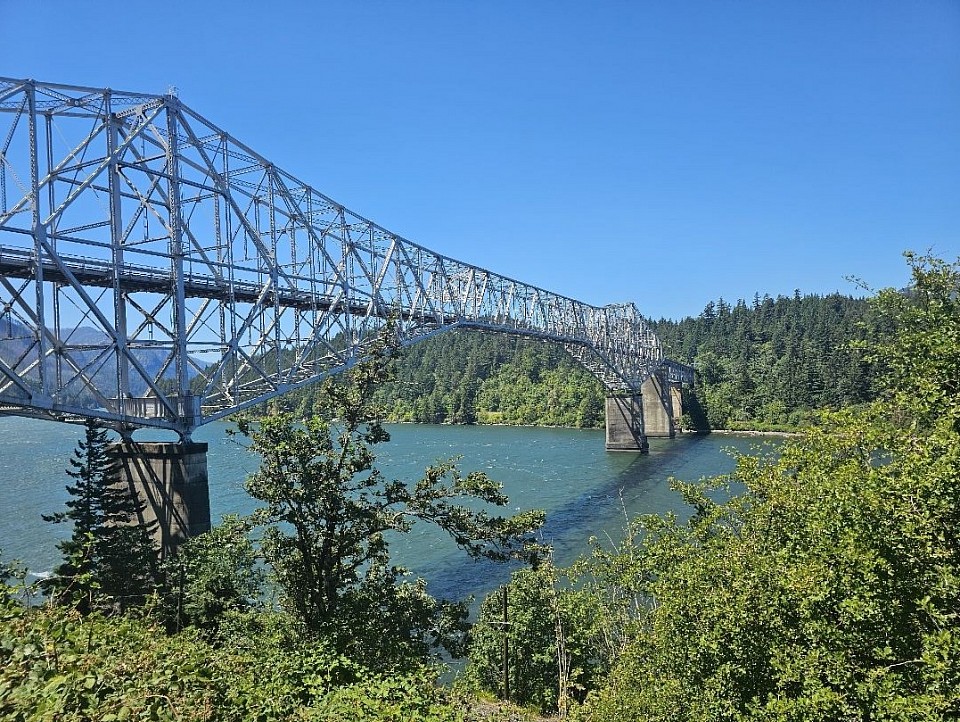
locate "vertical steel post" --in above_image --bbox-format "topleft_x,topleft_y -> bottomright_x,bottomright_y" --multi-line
27,81 -> 47,397
220,133 -> 238,407
106,92 -> 130,405
165,96 -> 189,435
44,110 -> 63,396
267,166 -> 280,380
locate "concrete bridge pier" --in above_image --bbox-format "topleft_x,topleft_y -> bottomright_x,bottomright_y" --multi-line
111,442 -> 211,559
605,369 -> 680,452
640,369 -> 677,439
605,394 -> 649,452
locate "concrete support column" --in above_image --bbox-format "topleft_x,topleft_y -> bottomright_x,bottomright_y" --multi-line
670,385 -> 684,431
605,394 -> 648,452
641,370 -> 676,438
111,442 -> 211,559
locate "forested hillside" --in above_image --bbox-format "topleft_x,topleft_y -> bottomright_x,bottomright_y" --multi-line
651,292 -> 875,429
289,331 -> 608,429
285,291 -> 876,432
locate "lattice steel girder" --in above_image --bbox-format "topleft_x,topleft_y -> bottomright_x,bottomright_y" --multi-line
0,77 -> 665,438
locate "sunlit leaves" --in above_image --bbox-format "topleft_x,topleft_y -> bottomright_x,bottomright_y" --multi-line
236,327 -> 544,670
579,254 -> 960,720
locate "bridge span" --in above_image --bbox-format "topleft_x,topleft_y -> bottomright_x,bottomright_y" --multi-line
0,78 -> 691,552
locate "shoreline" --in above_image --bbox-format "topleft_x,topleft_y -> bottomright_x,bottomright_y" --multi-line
702,429 -> 803,437
388,419 -> 802,437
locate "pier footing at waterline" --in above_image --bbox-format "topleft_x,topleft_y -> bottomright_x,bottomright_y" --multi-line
605,370 -> 682,452
605,395 -> 649,452
111,442 -> 211,558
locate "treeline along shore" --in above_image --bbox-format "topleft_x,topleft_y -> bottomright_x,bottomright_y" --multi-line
279,290 -> 875,434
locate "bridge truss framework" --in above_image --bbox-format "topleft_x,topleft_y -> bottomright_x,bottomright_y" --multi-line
0,78 -> 684,440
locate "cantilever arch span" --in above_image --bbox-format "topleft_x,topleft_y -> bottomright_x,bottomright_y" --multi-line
0,77 -> 691,552
111,442 -> 211,558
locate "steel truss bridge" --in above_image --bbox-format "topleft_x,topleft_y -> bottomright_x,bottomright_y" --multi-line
0,78 -> 690,440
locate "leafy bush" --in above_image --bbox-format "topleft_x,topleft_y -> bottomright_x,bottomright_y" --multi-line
577,255 -> 960,720
466,563 -> 608,715
0,599 -> 464,721
156,514 -> 263,634
235,331 -> 543,672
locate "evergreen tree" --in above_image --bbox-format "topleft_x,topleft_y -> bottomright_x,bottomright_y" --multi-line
43,419 -> 157,612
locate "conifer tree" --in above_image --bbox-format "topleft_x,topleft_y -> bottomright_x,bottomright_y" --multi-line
43,419 -> 157,612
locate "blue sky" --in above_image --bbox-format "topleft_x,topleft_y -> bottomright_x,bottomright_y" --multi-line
2,0 -> 957,320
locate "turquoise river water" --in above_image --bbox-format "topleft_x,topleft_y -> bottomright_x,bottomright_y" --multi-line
0,417 -> 778,603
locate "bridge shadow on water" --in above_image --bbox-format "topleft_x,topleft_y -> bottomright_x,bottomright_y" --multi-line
420,433 -> 713,605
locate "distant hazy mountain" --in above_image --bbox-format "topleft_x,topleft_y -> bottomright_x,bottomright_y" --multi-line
0,319 -> 201,405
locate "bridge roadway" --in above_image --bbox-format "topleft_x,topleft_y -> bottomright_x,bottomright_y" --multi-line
0,245 -> 447,320
0,240 -> 685,420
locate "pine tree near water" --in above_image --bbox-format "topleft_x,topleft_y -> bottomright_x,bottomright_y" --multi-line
43,419 -> 157,612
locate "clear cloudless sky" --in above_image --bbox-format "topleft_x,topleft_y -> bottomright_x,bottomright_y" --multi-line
2,0 -> 958,319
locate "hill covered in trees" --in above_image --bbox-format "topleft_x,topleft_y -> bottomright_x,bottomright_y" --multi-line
288,331 -> 609,429
284,290 -> 877,432
651,292 -> 875,429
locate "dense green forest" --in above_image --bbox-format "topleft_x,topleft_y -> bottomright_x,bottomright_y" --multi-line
651,292 -> 875,429
285,290 -> 876,432
282,330 -> 608,429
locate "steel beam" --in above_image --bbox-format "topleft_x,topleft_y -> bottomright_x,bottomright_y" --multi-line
0,77 -> 669,439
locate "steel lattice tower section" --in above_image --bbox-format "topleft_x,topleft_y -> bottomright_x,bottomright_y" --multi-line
0,77 -> 688,447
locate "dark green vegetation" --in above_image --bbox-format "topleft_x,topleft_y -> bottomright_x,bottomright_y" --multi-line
1,331 -> 544,720
465,562 -> 609,717
651,292 -> 874,430
290,331 -> 608,429
40,419 -> 158,614
233,332 -> 543,671
463,253 -> 960,718
0,604 -> 467,720
3,253 -> 958,720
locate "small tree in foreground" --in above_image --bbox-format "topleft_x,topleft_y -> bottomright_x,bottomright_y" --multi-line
235,329 -> 546,671
467,562 -> 608,716
157,513 -> 263,635
43,419 -> 157,613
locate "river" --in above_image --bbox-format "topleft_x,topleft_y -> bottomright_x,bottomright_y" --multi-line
0,417 -> 778,603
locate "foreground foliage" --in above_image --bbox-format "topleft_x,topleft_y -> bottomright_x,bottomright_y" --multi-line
466,563 -> 608,716
155,514 -> 263,635
235,330 -> 544,671
575,254 -> 960,719
0,599 -> 467,721
41,418 -> 157,613
5,329 -> 548,719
